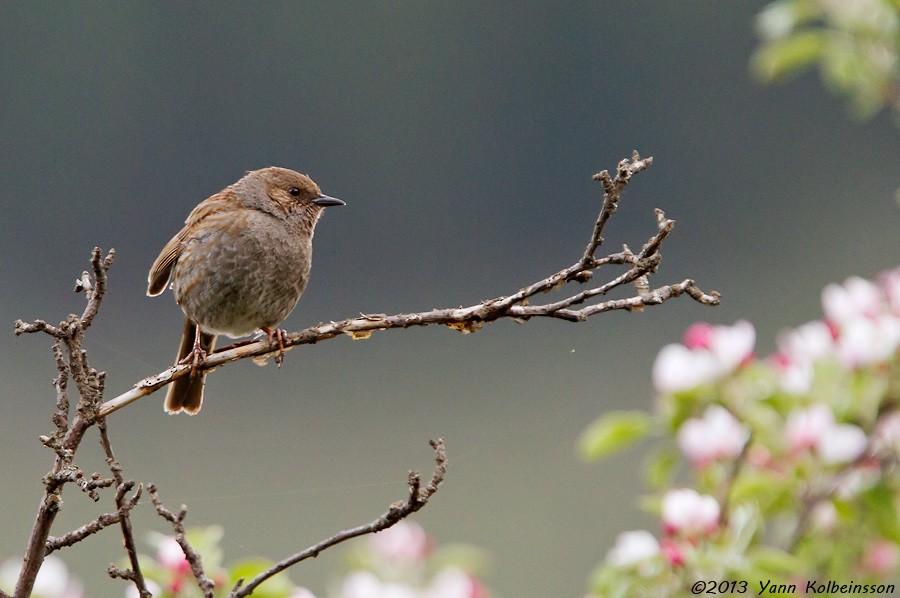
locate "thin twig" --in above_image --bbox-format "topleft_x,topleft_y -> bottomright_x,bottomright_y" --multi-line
98,153 -> 719,417
98,420 -> 150,597
148,484 -> 216,598
230,438 -> 448,598
13,248 -> 115,598
46,482 -> 141,555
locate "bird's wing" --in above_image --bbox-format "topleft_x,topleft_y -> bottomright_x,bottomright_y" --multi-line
146,228 -> 189,296
146,191 -> 238,297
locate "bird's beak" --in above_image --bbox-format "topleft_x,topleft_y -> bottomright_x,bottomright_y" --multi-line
313,194 -> 346,207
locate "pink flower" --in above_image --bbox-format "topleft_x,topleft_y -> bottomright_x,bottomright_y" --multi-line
652,344 -> 718,392
660,538 -> 685,566
369,521 -> 431,566
426,567 -> 487,598
652,321 -> 755,393
822,276 -> 885,324
606,530 -> 660,567
661,489 -> 720,536
862,540 -> 900,576
682,322 -> 714,349
708,320 -> 755,371
677,406 -> 749,467
835,314 -> 900,367
771,352 -> 814,395
786,404 -> 867,464
786,404 -> 835,451
157,536 -> 191,575
777,320 -> 834,364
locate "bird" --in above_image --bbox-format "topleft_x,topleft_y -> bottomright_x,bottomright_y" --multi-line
147,167 -> 345,415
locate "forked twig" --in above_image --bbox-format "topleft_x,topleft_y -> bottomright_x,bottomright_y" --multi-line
230,439 -> 448,597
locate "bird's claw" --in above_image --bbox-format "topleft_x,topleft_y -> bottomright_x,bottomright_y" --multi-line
262,327 -> 287,367
178,345 -> 207,378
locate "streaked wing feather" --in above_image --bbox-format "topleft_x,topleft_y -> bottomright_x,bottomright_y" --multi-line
147,190 -> 238,297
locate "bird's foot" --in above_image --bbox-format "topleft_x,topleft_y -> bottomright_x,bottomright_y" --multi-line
262,327 -> 287,367
177,345 -> 207,378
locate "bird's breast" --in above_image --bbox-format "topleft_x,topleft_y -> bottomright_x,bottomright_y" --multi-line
172,210 -> 314,337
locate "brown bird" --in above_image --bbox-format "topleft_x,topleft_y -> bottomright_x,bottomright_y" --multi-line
147,167 -> 345,415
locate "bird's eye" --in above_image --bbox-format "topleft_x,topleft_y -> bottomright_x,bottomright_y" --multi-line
288,187 -> 301,197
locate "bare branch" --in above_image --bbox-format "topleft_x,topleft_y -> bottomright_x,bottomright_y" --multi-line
98,420 -> 150,598
230,438 -> 447,598
148,484 -> 216,598
581,150 -> 654,265
51,340 -> 69,435
14,249 -> 116,598
99,154 -> 719,417
76,247 -> 115,331
14,318 -> 62,338
46,482 -> 141,554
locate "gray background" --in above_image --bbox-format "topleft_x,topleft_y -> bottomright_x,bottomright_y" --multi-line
1,2 -> 897,596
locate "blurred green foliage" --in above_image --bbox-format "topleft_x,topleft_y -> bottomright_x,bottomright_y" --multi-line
752,0 -> 900,122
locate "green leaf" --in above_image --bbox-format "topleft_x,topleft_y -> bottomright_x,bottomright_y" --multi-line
751,30 -> 826,82
228,559 -> 297,597
184,525 -> 225,571
729,470 -> 790,512
579,411 -> 651,461
643,448 -> 679,489
749,547 -> 805,575
863,483 -> 900,543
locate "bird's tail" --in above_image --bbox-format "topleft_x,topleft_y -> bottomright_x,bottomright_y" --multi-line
165,318 -> 216,415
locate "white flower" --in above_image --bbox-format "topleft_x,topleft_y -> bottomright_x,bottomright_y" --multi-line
677,406 -> 749,467
756,2 -> 796,40
786,404 -> 867,464
127,580 -> 162,598
606,530 -> 660,567
425,567 -> 479,598
835,314 -> 900,367
370,521 -> 430,565
774,354 -> 814,395
652,344 -> 718,392
340,571 -> 416,598
810,502 -> 838,532
653,321 -> 755,393
822,276 -> 884,324
786,404 -> 835,450
156,535 -> 190,573
818,423 -> 868,464
708,320 -> 755,372
0,555 -> 83,598
662,489 -> 720,536
777,320 -> 834,363
290,588 -> 318,598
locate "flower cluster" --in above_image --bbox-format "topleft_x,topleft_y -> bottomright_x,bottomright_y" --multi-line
752,0 -> 900,121
584,268 -> 900,597
0,555 -> 83,598
117,521 -> 488,597
336,521 -> 489,598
